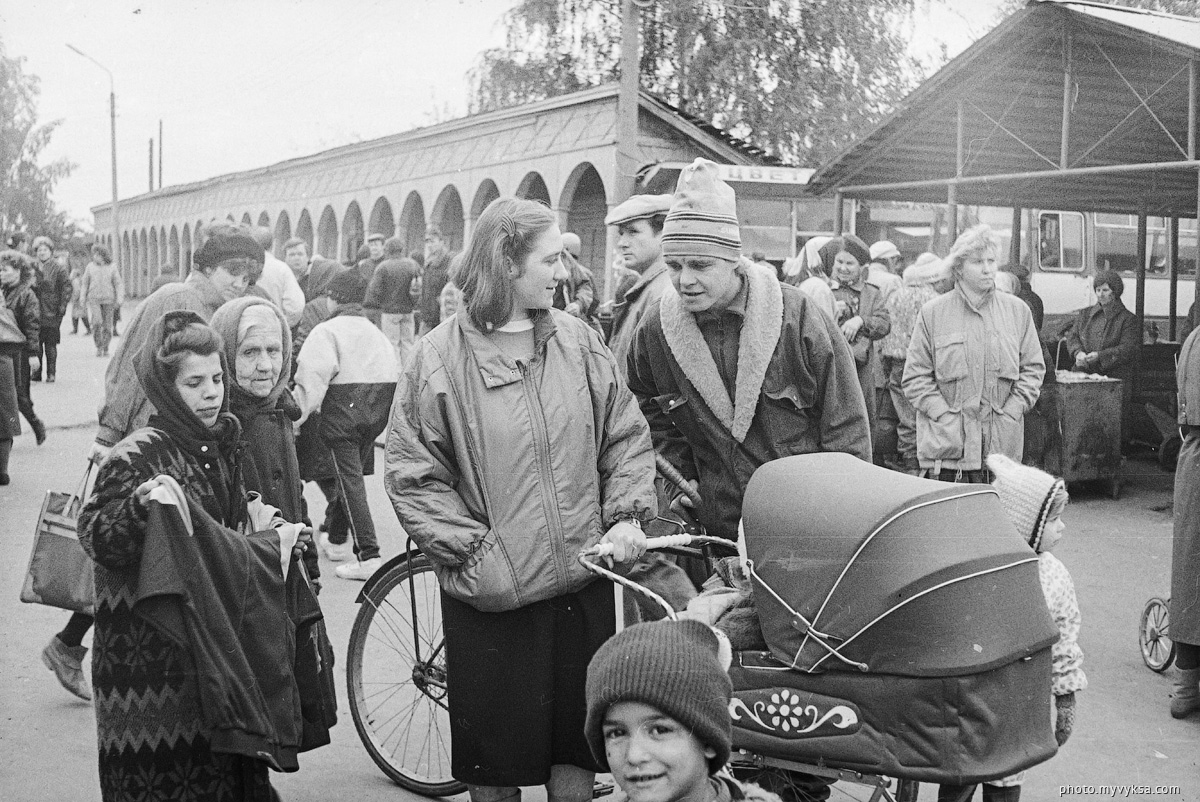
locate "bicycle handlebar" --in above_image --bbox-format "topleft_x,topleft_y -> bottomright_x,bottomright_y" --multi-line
655,453 -> 703,508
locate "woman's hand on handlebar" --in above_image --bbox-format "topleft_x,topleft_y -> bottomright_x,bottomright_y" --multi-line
598,520 -> 647,563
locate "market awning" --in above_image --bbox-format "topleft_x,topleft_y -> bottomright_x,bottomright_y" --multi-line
808,0 -> 1200,219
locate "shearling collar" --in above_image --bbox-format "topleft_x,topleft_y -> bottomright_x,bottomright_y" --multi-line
659,259 -> 783,442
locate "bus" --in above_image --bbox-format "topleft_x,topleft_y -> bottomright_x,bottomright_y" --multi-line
862,204 -> 1200,338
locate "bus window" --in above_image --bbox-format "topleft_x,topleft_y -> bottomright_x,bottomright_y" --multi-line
1039,213 -> 1060,268
1096,220 -> 1137,275
1039,211 -> 1083,270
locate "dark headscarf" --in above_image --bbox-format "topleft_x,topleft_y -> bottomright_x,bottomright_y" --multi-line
305,257 -> 347,299
209,297 -> 294,412
819,235 -> 872,273
135,310 -> 245,522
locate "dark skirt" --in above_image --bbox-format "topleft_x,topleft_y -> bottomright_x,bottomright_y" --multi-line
1171,434 -> 1200,644
441,580 -> 615,786
0,352 -> 19,438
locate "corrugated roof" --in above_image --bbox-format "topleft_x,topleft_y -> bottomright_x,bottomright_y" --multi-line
808,0 -> 1200,217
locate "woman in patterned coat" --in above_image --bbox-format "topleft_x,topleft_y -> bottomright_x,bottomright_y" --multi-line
79,310 -> 277,802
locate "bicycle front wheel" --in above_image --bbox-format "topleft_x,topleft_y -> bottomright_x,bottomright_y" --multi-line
347,554 -> 465,796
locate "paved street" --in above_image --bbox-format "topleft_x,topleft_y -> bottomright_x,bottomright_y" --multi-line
0,312 -> 1197,800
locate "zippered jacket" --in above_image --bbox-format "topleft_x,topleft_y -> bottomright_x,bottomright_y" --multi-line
385,308 -> 656,612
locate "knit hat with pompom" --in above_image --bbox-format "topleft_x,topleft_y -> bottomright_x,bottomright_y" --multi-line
585,619 -> 733,773
986,453 -> 1068,552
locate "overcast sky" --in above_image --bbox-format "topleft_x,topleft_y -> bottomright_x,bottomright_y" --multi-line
3,0 -> 1006,226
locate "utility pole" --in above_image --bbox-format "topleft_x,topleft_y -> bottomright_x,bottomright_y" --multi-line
158,120 -> 163,190
149,138 -> 154,192
608,0 -> 644,301
67,45 -> 120,279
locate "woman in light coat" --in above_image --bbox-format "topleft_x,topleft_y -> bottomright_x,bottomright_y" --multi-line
903,225 -> 1045,482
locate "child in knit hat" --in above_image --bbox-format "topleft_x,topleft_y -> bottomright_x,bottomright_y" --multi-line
940,453 -> 1087,802
586,619 -> 757,802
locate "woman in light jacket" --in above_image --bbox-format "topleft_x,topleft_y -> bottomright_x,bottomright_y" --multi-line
385,197 -> 656,802
903,225 -> 1045,482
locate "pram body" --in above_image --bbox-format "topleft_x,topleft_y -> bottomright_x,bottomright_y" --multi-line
732,453 -> 1060,784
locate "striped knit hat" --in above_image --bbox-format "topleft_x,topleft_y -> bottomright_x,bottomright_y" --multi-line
986,453 -> 1068,552
661,159 -> 741,262
585,619 -> 733,772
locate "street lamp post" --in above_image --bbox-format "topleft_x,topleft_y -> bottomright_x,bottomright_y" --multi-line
66,44 -> 120,280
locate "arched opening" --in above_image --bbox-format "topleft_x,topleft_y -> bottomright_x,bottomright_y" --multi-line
470,179 -> 501,232
257,211 -> 270,229
317,206 -> 339,260
226,214 -> 236,222
274,211 -> 292,256
342,201 -> 364,263
181,224 -> 193,276
516,172 -> 551,206
397,192 -> 426,256
296,210 -> 314,254
241,212 -> 252,226
149,227 -> 161,279
431,185 -> 465,251
169,225 -> 180,272
138,229 -> 149,296
159,228 -> 169,271
368,197 -> 395,239
122,231 -> 132,291
560,162 -> 609,293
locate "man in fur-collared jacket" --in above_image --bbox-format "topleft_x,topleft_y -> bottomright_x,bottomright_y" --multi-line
627,159 -> 871,544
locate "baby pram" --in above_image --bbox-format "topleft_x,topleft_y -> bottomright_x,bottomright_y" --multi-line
585,452 -> 1060,795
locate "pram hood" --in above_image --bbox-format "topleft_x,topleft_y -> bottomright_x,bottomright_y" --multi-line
742,453 -> 1059,676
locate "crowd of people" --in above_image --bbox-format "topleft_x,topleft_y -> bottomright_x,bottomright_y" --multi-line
4,156 -> 1197,802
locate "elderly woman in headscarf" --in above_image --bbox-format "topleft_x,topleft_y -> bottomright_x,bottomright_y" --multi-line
211,296 -> 319,589
79,311 -> 280,801
820,234 -> 891,433
782,236 -> 837,321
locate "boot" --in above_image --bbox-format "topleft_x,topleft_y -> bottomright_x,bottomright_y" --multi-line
31,417 -> 46,446
1170,667 -> 1200,718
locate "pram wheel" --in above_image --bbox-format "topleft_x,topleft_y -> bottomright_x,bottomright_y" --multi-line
347,553 -> 464,796
1139,596 -> 1175,673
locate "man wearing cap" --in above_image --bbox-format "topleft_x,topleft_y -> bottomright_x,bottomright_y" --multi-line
357,233 -> 387,285
627,159 -> 871,546
417,226 -> 455,335
604,193 -> 675,370
91,222 -> 263,459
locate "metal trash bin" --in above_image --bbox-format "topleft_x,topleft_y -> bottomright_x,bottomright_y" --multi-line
1051,371 -> 1123,498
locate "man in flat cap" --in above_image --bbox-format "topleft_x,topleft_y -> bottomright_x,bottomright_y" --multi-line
91,222 -> 262,458
604,193 -> 674,370
627,159 -> 871,543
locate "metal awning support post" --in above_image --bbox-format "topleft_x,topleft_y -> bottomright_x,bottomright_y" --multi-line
948,99 -> 964,243
1061,21 -> 1073,169
1136,211 -> 1148,331
1192,60 -> 1200,321
1170,217 -> 1180,340
1010,207 -> 1022,268
834,191 -> 844,233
